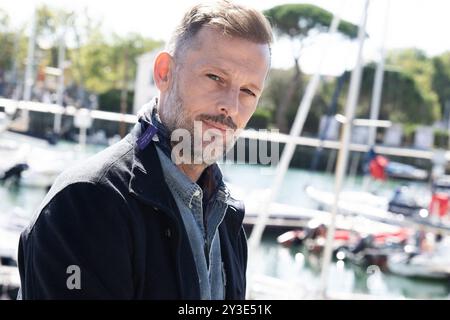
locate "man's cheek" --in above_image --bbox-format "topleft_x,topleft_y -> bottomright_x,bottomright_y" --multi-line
244,107 -> 257,126
240,117 -> 251,130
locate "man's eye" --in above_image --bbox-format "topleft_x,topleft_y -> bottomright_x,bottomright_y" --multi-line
207,74 -> 221,81
241,88 -> 256,97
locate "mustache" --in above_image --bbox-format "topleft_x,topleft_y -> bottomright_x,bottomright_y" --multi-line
197,114 -> 237,131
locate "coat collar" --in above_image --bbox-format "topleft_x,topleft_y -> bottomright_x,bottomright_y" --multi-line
127,113 -> 245,232
127,122 -> 176,216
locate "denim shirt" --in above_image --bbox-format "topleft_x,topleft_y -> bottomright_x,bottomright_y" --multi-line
140,98 -> 229,300
157,147 -> 228,300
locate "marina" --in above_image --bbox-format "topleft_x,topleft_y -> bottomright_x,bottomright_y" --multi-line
1,116 -> 450,299
2,109 -> 450,299
1,0 -> 450,301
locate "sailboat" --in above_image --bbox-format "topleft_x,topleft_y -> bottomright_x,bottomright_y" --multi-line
0,208 -> 26,300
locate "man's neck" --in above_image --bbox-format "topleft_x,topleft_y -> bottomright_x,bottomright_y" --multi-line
177,163 -> 208,183
151,109 -> 208,183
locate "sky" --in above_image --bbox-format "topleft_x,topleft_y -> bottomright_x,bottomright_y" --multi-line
1,0 -> 450,75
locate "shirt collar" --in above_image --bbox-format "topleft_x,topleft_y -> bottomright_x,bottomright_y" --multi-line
139,97 -> 229,205
156,146 -> 203,208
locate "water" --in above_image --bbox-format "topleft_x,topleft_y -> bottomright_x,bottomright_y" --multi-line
0,135 -> 103,216
253,233 -> 450,299
1,139 -> 449,299
221,163 -> 450,299
220,162 -> 418,206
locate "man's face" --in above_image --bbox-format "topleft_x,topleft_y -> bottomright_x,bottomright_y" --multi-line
159,26 -> 271,165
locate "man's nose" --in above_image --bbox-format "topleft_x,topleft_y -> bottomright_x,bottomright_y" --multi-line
217,88 -> 239,117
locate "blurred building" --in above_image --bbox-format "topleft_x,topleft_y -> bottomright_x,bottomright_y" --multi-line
414,126 -> 434,150
133,48 -> 161,114
383,124 -> 403,147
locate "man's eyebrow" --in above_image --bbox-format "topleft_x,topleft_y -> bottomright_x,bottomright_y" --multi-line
210,66 -> 263,93
207,66 -> 231,77
246,83 -> 262,94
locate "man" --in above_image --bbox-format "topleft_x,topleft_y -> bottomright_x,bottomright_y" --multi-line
17,0 -> 272,299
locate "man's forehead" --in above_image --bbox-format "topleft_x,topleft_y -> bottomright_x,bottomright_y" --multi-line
184,27 -> 271,77
192,26 -> 270,55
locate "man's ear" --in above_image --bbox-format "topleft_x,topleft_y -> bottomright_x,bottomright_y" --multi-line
153,52 -> 174,92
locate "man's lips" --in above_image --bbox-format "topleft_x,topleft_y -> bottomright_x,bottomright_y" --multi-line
202,120 -> 232,133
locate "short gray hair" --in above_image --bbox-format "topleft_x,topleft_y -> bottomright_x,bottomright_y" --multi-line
166,1 -> 273,60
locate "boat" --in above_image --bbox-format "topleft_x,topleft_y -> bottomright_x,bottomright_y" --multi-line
386,237 -> 450,280
0,131 -> 95,189
0,112 -> 11,133
277,213 -> 409,270
387,184 -> 428,217
304,185 -> 450,232
303,227 -> 359,256
385,161 -> 428,181
226,183 -> 331,231
363,148 -> 428,181
0,208 -> 27,300
276,229 -> 308,247
338,228 -> 411,270
387,253 -> 450,280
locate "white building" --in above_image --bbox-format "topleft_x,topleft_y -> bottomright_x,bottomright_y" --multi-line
383,123 -> 403,147
133,49 -> 161,114
414,125 -> 434,150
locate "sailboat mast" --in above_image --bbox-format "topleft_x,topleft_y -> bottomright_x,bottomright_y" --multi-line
247,9 -> 342,253
368,0 -> 391,147
23,7 -> 37,102
318,0 -> 371,299
54,24 -> 67,135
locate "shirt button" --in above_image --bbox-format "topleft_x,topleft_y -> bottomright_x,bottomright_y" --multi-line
194,190 -> 200,197
165,228 -> 172,238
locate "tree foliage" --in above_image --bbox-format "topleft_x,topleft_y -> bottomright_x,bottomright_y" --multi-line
0,8 -> 9,32
0,9 -> 14,71
2,5 -> 450,128
264,4 -> 358,39
0,6 -> 162,110
357,64 -> 437,124
76,32 -> 161,93
259,62 -> 440,136
386,48 -> 440,123
432,52 -> 450,118
259,68 -> 334,134
263,4 -> 359,133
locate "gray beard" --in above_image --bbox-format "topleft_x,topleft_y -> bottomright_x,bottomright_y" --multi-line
159,81 -> 237,166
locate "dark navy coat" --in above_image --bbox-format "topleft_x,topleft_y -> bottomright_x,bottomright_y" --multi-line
17,123 -> 247,300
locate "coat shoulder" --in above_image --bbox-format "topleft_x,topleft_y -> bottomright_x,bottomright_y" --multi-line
54,137 -> 134,190
25,138 -> 136,233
